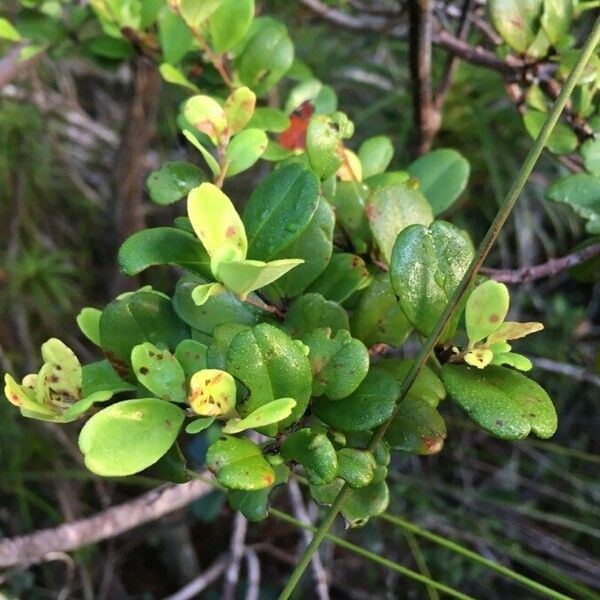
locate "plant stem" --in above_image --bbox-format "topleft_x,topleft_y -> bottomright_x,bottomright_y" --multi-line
270,509 -> 475,600
277,16 -> 600,600
380,513 -> 574,600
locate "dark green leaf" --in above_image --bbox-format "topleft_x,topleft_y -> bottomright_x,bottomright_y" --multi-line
358,136 -> 394,179
546,173 -> 600,233
147,161 -> 206,205
281,428 -> 338,483
327,182 -> 371,254
284,293 -> 350,338
209,0 -> 254,52
159,11 -> 194,64
82,360 -> 136,397
337,448 -> 376,488
307,253 -> 371,304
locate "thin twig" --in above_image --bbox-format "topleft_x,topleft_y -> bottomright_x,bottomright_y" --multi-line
164,555 -> 228,600
0,478 -> 212,568
348,0 -> 401,15
244,548 -> 261,600
480,243 -> 600,283
288,480 -> 330,600
222,512 -> 249,600
0,43 -> 45,89
528,357 -> 600,388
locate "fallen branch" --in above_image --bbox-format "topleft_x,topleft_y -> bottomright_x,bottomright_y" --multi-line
480,243 -> 600,284
0,477 -> 212,569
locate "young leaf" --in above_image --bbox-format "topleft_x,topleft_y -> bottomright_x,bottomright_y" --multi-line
147,161 -> 206,205
312,369 -> 400,432
216,258 -> 303,298
178,0 -> 223,27
465,280 -> 510,344
243,163 -> 320,260
185,416 -> 215,434
406,148 -> 470,215
490,352 -> 533,371
487,321 -> 544,344
300,328 -> 369,400
366,184 -> 433,264
223,86 -> 256,134
187,183 -> 247,265
78,399 -> 185,476
183,95 -> 228,145
358,136 -> 394,179
206,435 -> 275,490
225,128 -> 268,176
390,221 -> 474,341
209,0 -> 254,52
131,343 -> 187,404
77,307 -> 102,346
464,348 -> 494,369
188,369 -> 237,416
191,282 -> 226,306
442,364 -> 557,440
281,428 -> 338,484
351,274 -> 413,347
307,253 -> 372,304
284,293 -> 350,338
222,398 -> 296,433
182,130 -> 221,177
118,227 -> 211,278
158,63 -> 200,93
0,17 -> 22,41
306,113 -> 352,179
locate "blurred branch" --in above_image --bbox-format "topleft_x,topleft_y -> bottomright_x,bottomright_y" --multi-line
348,0 -> 402,15
0,478 -> 212,568
528,357 -> 600,388
164,555 -> 228,600
222,512 -> 248,600
244,548 -> 261,600
0,43 -> 44,89
480,243 -> 600,283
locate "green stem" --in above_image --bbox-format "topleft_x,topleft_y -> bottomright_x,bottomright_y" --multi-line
270,508 -> 474,600
380,513 -> 574,600
403,530 -> 440,600
277,16 -> 600,600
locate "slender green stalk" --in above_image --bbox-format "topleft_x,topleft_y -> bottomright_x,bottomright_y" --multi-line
403,530 -> 440,600
277,17 -> 600,600
380,513 -> 574,600
270,508 -> 475,600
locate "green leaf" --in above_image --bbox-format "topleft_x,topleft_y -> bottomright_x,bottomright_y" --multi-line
179,0 -> 223,27
266,197 -> 335,299
222,398 -> 296,433
312,369 -> 400,432
209,0 -> 254,52
226,323 -> 312,429
191,282 -> 225,306
285,78 -> 338,114
328,182 -> 371,254
206,435 -> 275,490
187,183 -> 247,265
189,368 -> 237,416
307,253 -> 372,304
82,360 -> 136,397
351,274 -> 413,347
118,227 -> 211,278
159,63 -> 200,93
466,280 -> 510,344
342,480 -> 389,527
284,293 -> 349,338
131,343 -> 187,403
366,184 -> 433,264
490,352 -> 533,371
489,0 -> 544,53
546,173 -> 600,233
247,107 -> 290,132
78,399 -> 185,476
223,86 -> 256,134
175,339 -> 208,376
85,35 -> 134,60
228,462 -> 289,521
337,448 -> 376,488
540,0 -> 573,44
442,364 -> 557,439
300,328 -> 369,400
100,290 -> 189,378
306,113 -> 353,179
182,130 -> 221,177
147,161 -> 206,205
173,275 -> 260,335
376,359 -> 446,408
523,111 -> 578,154
358,136 -> 394,179
237,21 -> 294,96
186,416 -> 215,434
184,95 -> 228,145
216,258 -> 303,298
281,428 -> 338,483
365,171 -> 410,188
226,128 -> 268,177
152,442 -> 190,483
0,17 -> 22,41
385,396 -> 446,454
159,11 -> 194,64
243,163 -> 319,260
77,307 -> 102,346
406,149 -> 470,215
208,323 -> 253,369
580,138 -> 600,176
390,221 -> 474,341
